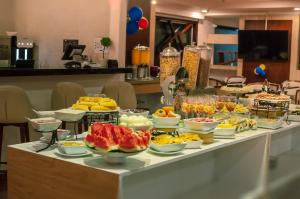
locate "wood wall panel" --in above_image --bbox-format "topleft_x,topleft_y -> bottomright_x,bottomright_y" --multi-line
243,20 -> 292,83
243,61 -> 290,84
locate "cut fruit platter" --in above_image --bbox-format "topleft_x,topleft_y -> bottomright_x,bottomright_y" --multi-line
85,122 -> 151,163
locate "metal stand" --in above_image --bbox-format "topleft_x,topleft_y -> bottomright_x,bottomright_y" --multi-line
85,111 -> 119,126
36,129 -> 58,153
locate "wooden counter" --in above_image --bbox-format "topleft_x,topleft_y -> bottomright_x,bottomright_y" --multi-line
0,67 -> 132,77
126,78 -> 161,95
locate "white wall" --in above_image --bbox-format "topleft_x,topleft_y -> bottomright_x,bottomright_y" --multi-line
0,0 -> 14,35
12,0 -> 111,67
197,19 -> 215,45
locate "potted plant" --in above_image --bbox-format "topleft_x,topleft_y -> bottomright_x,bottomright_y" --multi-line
100,37 -> 112,67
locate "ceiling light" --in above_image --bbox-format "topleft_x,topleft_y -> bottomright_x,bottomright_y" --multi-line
294,7 -> 300,11
201,9 -> 208,13
151,0 -> 157,4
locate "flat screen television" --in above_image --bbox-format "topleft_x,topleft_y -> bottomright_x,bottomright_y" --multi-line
238,30 -> 289,61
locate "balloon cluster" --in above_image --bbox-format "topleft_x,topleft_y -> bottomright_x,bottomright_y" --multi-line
254,64 -> 267,77
127,6 -> 149,35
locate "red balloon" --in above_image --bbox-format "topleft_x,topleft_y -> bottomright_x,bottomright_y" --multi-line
138,17 -> 149,29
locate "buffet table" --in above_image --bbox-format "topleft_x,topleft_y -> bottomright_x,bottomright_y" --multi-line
7,123 -> 300,199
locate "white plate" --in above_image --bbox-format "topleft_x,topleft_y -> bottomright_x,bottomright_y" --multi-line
88,148 -> 142,164
147,148 -> 183,156
179,127 -> 213,135
150,142 -> 186,153
214,135 -> 235,139
54,149 -> 93,157
40,135 -> 73,143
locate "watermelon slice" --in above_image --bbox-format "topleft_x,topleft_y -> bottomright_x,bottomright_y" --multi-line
91,123 -> 105,135
85,134 -> 95,148
94,136 -> 112,152
111,125 -> 122,145
119,134 -> 139,152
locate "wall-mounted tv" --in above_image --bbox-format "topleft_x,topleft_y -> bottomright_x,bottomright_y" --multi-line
238,30 -> 289,61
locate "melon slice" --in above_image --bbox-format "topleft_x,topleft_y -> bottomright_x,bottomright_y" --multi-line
94,136 -> 113,152
119,134 -> 139,152
85,134 -> 95,148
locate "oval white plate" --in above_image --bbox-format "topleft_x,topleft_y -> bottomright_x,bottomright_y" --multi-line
54,149 -> 93,157
147,148 -> 183,156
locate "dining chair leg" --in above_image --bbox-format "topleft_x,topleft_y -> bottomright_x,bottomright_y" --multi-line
77,122 -> 82,134
24,123 -> 30,142
62,121 -> 66,129
19,123 -> 26,143
83,116 -> 88,131
0,124 -> 3,163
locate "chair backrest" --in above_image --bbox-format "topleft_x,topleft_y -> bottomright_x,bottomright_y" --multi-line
247,82 -> 280,92
0,85 -> 34,123
102,81 -> 137,109
51,82 -> 87,110
281,80 -> 300,98
295,90 -> 300,105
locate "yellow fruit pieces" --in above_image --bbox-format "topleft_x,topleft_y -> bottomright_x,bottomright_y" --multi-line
72,96 -> 118,111
154,107 -> 177,117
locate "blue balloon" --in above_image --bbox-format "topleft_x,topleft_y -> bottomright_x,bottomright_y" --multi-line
127,20 -> 139,35
256,66 -> 266,77
128,6 -> 143,21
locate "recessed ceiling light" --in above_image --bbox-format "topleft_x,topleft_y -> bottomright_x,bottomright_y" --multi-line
201,9 -> 208,13
151,0 -> 157,4
294,7 -> 300,11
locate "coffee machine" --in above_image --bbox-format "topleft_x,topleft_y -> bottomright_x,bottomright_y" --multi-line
11,36 -> 35,68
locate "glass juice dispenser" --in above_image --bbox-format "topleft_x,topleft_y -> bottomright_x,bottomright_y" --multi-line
131,44 -> 150,79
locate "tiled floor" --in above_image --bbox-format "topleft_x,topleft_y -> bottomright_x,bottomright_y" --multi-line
0,172 -> 7,199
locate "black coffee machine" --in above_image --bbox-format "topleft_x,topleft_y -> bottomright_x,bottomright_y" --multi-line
11,36 -> 35,68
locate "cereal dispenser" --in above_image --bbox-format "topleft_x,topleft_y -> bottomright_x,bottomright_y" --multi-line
182,43 -> 212,89
182,43 -> 201,89
197,44 -> 212,89
159,43 -> 181,83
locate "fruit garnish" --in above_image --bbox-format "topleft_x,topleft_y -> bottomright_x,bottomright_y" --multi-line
154,109 -> 167,117
162,106 -> 174,114
167,110 -> 177,117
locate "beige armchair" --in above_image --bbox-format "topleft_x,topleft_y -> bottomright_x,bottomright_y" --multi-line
0,85 -> 34,164
282,80 -> 300,103
103,81 -> 137,109
51,82 -> 86,110
51,82 -> 87,132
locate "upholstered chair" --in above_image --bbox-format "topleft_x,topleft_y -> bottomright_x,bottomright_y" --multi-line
102,81 -> 137,109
